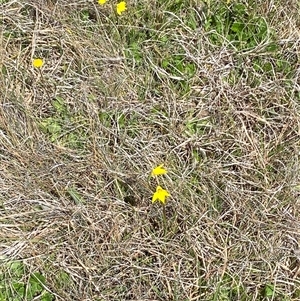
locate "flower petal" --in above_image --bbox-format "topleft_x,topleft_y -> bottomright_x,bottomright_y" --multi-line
116,1 -> 127,15
152,186 -> 170,204
151,164 -> 167,176
32,58 -> 44,68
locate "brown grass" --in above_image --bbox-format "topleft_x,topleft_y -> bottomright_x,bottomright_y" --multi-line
1,0 -> 300,300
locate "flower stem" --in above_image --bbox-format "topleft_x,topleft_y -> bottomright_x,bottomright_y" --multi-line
162,204 -> 167,234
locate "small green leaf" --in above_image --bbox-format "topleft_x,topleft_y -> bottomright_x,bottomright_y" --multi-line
30,272 -> 46,285
67,187 -> 84,204
41,292 -> 55,301
47,121 -> 61,134
264,283 -> 275,297
52,97 -> 66,114
10,262 -> 24,277
266,42 -> 278,52
230,22 -> 244,33
12,282 -> 25,296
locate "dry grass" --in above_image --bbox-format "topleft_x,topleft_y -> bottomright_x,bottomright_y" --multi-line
1,0 -> 300,300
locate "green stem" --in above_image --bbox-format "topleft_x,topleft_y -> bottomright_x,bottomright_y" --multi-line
162,204 -> 167,234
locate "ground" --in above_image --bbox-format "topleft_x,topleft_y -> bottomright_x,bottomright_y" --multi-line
0,0 -> 300,300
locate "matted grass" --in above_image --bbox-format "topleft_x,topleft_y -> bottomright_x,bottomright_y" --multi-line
1,0 -> 300,300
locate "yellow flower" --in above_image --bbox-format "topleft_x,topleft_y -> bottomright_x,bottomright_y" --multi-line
32,58 -> 44,68
116,1 -> 127,15
152,186 -> 170,205
98,0 -> 107,4
151,164 -> 167,177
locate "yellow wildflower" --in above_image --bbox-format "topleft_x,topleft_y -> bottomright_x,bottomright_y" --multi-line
32,58 -> 44,68
116,1 -> 127,15
151,164 -> 167,177
152,186 -> 170,205
98,0 -> 107,5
